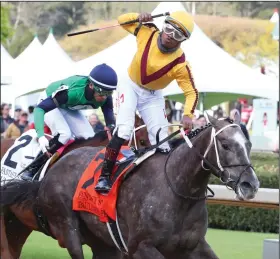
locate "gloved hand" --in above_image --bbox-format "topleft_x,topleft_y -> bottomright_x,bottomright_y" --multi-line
107,124 -> 115,134
138,13 -> 153,23
104,124 -> 115,141
181,115 -> 193,130
38,136 -> 50,154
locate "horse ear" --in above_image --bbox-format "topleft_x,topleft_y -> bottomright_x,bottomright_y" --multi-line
206,114 -> 217,126
135,114 -> 142,127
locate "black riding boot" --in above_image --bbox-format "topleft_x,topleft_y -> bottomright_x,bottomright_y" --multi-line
21,137 -> 64,181
95,134 -> 125,194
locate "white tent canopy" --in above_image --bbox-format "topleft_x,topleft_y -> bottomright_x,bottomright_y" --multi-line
75,1 -> 278,109
1,45 -> 14,85
42,28 -> 73,66
13,30 -> 75,101
15,35 -> 43,66
270,8 -> 279,23
75,30 -> 136,77
270,9 -> 279,41
1,45 -> 15,105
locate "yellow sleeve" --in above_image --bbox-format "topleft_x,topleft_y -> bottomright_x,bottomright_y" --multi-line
117,13 -> 140,34
174,63 -> 198,118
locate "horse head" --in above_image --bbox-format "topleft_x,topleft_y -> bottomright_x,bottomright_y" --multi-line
205,115 -> 259,200
132,114 -> 151,149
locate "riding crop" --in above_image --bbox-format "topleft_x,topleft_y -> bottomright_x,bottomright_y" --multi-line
67,12 -> 170,37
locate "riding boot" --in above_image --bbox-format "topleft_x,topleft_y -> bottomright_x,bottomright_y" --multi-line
21,136 -> 64,181
95,134 -> 125,194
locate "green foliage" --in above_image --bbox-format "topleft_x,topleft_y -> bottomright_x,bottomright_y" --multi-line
8,24 -> 33,58
207,204 -> 279,233
1,3 -> 13,43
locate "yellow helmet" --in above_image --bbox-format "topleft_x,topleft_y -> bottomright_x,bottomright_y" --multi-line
165,11 -> 194,38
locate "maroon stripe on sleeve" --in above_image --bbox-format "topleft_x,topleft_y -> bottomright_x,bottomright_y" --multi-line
140,32 -> 186,85
185,65 -> 198,114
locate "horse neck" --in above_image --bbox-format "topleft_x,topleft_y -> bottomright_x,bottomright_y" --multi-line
169,127 -> 213,198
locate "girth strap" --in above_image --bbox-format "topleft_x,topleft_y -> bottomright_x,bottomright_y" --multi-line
106,216 -> 128,254
33,204 -> 55,238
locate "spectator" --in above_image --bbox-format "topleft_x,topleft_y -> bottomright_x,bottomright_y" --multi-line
5,110 -> 29,139
89,114 -> 104,133
194,115 -> 207,129
28,105 -> 35,124
0,103 -> 14,137
14,105 -> 22,121
241,101 -> 253,125
230,109 -> 250,141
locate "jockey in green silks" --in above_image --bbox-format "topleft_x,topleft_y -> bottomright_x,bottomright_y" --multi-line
21,63 -> 118,181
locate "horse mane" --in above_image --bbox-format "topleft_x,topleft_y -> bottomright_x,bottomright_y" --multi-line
169,123 -> 212,149
169,117 -> 234,149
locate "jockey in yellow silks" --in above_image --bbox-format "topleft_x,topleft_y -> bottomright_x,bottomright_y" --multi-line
95,11 -> 199,194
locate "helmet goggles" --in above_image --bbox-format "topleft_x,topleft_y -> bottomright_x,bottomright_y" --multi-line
162,22 -> 188,42
92,83 -> 113,97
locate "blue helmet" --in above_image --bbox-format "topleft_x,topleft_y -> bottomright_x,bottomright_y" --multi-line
89,63 -> 118,92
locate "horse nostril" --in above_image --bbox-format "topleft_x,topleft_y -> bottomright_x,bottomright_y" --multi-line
240,181 -> 254,191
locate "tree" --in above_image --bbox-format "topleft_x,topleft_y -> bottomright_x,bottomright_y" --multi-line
1,3 -> 13,43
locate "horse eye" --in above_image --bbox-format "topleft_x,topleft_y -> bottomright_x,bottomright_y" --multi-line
222,144 -> 230,150
140,140 -> 145,145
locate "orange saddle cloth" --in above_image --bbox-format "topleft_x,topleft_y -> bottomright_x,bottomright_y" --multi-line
72,146 -> 135,222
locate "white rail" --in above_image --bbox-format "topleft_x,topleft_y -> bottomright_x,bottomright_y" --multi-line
207,185 -> 279,209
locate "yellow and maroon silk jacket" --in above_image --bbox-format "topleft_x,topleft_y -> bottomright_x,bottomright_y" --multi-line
118,13 -> 198,117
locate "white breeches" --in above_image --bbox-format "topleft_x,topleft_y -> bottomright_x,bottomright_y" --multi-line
38,91 -> 95,144
116,74 -> 170,150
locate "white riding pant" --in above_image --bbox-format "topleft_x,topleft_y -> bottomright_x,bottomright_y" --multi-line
116,74 -> 170,150
38,91 -> 95,144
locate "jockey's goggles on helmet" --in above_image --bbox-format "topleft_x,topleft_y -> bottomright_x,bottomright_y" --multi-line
162,22 -> 188,42
92,84 -> 113,97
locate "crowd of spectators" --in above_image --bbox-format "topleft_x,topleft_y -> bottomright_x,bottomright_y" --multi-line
1,103 -> 36,139
1,99 -> 275,150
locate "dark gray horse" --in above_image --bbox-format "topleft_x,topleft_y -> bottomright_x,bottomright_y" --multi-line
1,115 -> 259,259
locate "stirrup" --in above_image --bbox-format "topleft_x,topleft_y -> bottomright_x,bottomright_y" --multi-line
95,176 -> 112,194
156,148 -> 170,154
21,171 -> 36,182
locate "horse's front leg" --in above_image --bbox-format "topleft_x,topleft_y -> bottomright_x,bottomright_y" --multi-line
131,241 -> 165,259
188,238 -> 218,259
1,214 -> 13,259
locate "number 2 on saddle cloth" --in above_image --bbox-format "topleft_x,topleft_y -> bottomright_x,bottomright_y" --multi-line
72,146 -> 135,222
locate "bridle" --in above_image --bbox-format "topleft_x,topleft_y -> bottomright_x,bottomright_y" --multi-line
199,123 -> 253,191
165,121 -> 253,201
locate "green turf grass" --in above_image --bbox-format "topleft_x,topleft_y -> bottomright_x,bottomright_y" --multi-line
21,229 -> 277,259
